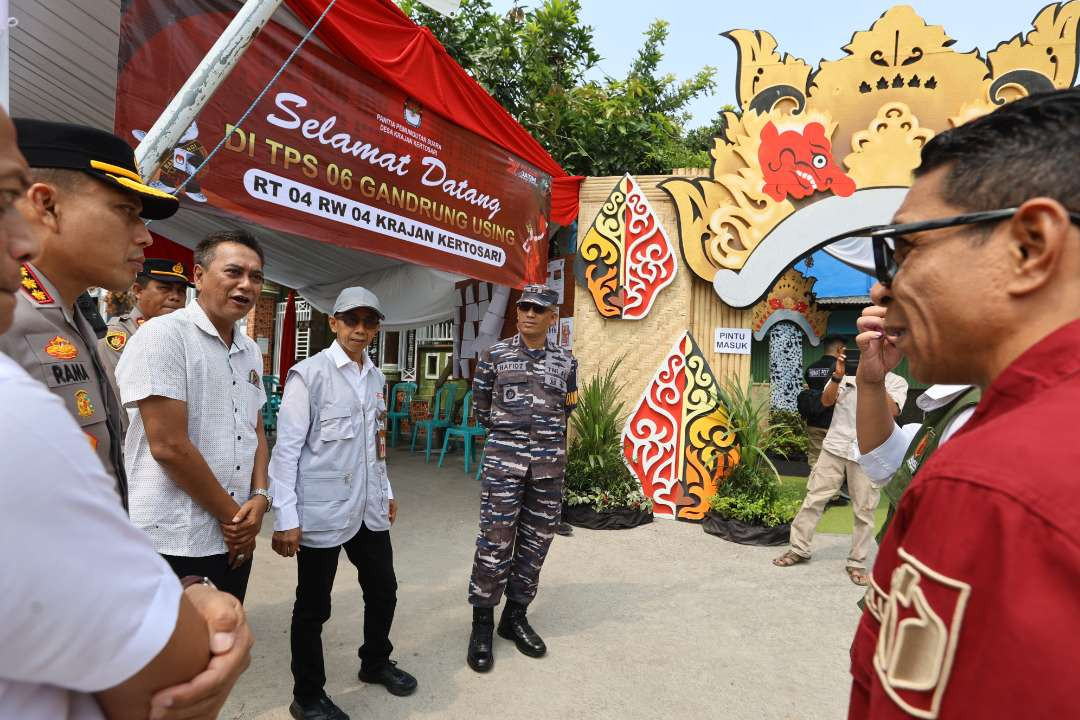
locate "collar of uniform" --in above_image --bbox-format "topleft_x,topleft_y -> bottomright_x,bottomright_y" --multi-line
513,332 -> 553,355
916,384 -> 973,412
129,306 -> 145,323
974,319 -> 1080,420
187,298 -> 240,351
329,339 -> 373,375
22,262 -> 85,328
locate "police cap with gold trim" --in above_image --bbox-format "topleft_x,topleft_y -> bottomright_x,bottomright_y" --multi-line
141,258 -> 193,287
14,118 -> 179,220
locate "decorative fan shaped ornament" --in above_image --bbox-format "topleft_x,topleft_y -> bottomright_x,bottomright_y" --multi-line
575,173 -> 678,320
622,332 -> 739,520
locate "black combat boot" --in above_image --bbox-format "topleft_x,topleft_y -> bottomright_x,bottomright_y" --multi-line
467,606 -> 495,673
497,600 -> 547,658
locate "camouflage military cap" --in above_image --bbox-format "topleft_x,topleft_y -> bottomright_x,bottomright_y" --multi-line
517,284 -> 558,308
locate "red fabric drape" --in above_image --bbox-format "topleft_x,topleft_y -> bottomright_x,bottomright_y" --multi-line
283,0 -> 581,225
148,232 -> 195,268
278,290 -> 297,384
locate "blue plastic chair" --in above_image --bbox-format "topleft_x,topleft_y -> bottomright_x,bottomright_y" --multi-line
475,447 -> 485,481
386,382 -> 417,448
438,390 -> 487,474
261,375 -> 281,431
410,384 -> 455,462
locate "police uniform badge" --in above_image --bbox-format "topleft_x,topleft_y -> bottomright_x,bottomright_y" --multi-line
44,335 -> 78,360
503,385 -> 520,403
248,369 -> 260,387
74,389 -> 95,418
105,328 -> 128,352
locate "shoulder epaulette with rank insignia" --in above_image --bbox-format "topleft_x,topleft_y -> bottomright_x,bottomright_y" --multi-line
20,264 -> 54,304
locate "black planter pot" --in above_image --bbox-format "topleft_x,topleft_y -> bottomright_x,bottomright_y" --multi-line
768,456 -> 812,477
702,511 -> 790,546
565,504 -> 653,530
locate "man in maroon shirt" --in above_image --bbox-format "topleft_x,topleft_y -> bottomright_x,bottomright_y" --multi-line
837,87 -> 1080,718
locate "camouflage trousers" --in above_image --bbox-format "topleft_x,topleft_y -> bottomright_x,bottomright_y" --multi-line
468,467 -> 563,608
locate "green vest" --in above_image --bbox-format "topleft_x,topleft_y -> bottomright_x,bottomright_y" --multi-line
876,387 -> 982,542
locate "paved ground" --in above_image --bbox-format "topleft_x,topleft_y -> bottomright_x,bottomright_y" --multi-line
222,447 -> 868,720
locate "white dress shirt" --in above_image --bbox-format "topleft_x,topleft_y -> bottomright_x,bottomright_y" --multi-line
117,300 -> 266,557
855,384 -> 977,485
270,340 -> 393,548
0,353 -> 181,719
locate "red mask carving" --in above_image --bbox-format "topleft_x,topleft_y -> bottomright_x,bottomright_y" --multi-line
759,121 -> 855,202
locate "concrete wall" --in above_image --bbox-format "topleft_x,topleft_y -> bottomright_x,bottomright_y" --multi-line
573,174 -> 753,410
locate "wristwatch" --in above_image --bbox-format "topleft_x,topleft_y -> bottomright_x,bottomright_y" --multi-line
251,487 -> 273,510
180,575 -> 216,590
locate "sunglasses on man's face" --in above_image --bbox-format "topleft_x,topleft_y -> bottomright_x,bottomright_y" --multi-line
518,302 -> 550,315
335,311 -> 380,329
826,207 -> 1080,286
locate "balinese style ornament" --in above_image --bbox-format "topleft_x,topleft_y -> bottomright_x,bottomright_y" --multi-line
575,173 -> 678,320
661,3 -> 1080,308
752,267 -> 829,346
623,332 -> 739,520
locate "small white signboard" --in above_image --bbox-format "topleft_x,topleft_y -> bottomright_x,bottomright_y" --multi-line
714,327 -> 752,355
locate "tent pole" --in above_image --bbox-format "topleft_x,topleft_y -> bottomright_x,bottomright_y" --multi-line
0,0 -> 12,111
135,0 -> 284,182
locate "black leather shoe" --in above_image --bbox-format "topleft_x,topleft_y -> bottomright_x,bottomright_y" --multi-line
497,601 -> 546,658
467,606 -> 495,673
289,695 -> 350,720
358,660 -> 417,696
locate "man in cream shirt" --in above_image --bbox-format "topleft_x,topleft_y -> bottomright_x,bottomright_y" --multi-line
270,287 -> 416,720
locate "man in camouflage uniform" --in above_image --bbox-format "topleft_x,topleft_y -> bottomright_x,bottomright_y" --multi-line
466,283 -> 578,673
98,257 -> 191,390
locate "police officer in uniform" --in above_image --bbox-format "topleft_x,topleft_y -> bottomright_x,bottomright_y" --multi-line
98,258 -> 191,388
466,284 -> 578,673
0,119 -> 179,508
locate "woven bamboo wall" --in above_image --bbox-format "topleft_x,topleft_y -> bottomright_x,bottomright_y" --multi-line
573,174 -> 753,405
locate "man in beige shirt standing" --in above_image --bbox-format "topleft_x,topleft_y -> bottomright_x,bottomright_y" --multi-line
773,342 -> 908,585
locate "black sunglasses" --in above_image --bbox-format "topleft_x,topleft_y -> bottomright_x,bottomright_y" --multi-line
334,311 -> 381,329
518,302 -> 550,314
826,207 -> 1080,285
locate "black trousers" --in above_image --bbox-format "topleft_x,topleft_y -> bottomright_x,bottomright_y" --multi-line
291,523 -> 398,701
162,553 -> 253,603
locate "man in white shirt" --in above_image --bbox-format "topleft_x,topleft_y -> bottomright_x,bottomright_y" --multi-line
118,230 -> 271,601
773,335 -> 908,585
0,107 -> 252,720
270,287 -> 416,720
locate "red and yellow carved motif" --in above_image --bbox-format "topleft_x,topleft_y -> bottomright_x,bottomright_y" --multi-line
622,332 -> 739,520
575,174 -> 677,320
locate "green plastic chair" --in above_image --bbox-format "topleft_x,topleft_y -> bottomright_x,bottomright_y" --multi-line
437,390 -> 487,474
410,384 -> 455,462
260,375 -> 281,431
386,381 -> 417,448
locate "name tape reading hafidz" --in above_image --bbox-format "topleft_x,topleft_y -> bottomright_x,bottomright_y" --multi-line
243,169 -> 506,267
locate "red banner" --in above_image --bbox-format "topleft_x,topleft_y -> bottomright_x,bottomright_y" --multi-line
116,0 -> 551,287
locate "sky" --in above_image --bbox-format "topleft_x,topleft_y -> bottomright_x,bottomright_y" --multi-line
488,0 -> 1066,128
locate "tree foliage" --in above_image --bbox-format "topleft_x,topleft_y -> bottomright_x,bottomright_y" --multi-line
398,0 -> 720,175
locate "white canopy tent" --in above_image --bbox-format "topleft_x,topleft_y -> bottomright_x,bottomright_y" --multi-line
5,0 -> 466,328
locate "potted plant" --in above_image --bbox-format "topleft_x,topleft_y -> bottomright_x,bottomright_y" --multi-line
702,378 -> 801,546
564,358 -> 653,530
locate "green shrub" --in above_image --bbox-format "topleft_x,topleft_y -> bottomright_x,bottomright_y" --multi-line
564,358 -> 652,513
706,377 -> 800,527
768,409 -> 809,459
